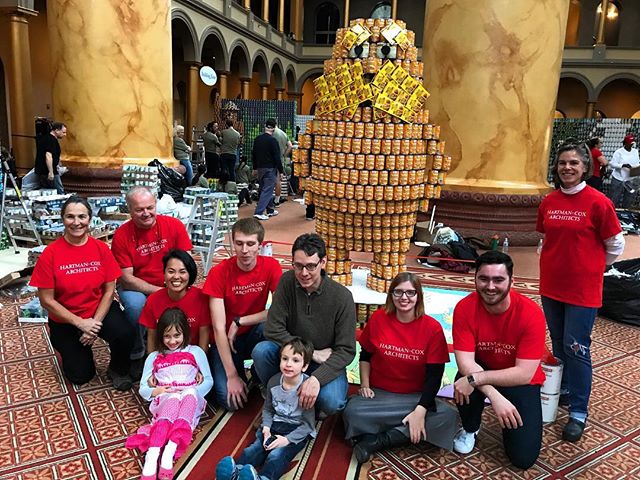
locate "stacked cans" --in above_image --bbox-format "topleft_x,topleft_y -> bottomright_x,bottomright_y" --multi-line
291,18 -> 451,292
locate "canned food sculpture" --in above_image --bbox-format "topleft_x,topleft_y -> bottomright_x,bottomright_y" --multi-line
292,18 -> 451,293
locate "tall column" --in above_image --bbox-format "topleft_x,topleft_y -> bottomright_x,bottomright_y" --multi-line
276,88 -> 284,101
391,0 -> 398,20
278,0 -> 285,32
243,0 -> 250,9
187,63 -> 200,136
261,85 -> 269,100
262,0 -> 269,23
292,0 -> 303,40
7,11 -> 36,172
585,101 -> 596,118
241,79 -> 250,99
423,0 -> 570,244
47,0 -> 174,195
219,72 -> 228,99
344,0 -> 350,26
595,0 -> 610,45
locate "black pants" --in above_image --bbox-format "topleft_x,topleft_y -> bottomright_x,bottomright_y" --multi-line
586,176 -> 603,191
48,301 -> 134,385
204,151 -> 220,178
220,153 -> 236,181
456,373 -> 542,469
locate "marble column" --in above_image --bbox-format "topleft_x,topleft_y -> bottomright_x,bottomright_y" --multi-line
344,0 -> 350,26
292,0 -> 303,41
218,72 -> 228,99
187,63 -> 200,135
47,0 -> 174,195
261,85 -> 269,100
276,88 -> 284,101
277,0 -> 285,32
585,101 -> 596,118
595,0 -> 609,45
423,0 -> 570,244
243,0 -> 250,9
241,79 -> 250,99
7,11 -> 36,173
262,0 -> 269,23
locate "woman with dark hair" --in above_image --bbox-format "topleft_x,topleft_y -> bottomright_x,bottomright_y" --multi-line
342,272 -> 457,463
537,140 -> 624,442
30,196 -> 134,390
139,249 -> 210,353
585,137 -> 608,191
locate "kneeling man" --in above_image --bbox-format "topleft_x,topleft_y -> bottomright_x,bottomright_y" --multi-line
452,251 -> 545,470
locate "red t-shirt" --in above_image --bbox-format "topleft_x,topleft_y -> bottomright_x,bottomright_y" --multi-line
202,256 -> 282,337
111,215 -> 192,287
453,291 -> 546,385
537,187 -> 621,307
590,147 -> 603,178
30,236 -> 121,323
359,309 -> 449,394
139,287 -> 210,346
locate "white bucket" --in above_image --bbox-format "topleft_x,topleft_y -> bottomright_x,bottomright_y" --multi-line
541,392 -> 560,423
541,359 -> 564,395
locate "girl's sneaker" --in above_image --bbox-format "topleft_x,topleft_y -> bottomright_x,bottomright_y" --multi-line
453,427 -> 479,454
216,456 -> 240,480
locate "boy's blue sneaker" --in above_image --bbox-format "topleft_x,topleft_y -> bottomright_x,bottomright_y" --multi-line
238,464 -> 260,480
216,456 -> 239,480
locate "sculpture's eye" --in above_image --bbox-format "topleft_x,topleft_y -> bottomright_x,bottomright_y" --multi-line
377,43 -> 397,60
349,43 -> 370,59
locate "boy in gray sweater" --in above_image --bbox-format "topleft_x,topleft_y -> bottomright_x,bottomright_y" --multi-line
216,338 -> 316,480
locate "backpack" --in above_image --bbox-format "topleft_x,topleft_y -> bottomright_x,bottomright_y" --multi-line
418,244 -> 471,273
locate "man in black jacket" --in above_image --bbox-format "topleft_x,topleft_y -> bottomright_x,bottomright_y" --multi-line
252,118 -> 283,221
35,122 -> 66,193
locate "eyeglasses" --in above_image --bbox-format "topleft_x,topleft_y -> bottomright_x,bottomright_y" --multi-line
392,289 -> 417,298
292,260 -> 322,272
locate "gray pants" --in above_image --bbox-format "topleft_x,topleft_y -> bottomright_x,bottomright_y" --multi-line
609,177 -> 635,209
342,388 -> 457,451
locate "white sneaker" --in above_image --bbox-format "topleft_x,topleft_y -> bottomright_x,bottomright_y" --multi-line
267,210 -> 279,217
453,427 -> 479,454
254,214 -> 269,221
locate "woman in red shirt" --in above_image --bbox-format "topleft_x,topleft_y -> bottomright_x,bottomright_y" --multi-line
139,249 -> 210,354
586,137 -> 608,191
537,141 -> 624,442
30,196 -> 134,390
342,272 -> 456,463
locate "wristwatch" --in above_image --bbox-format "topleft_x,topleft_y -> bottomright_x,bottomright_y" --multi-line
467,374 -> 477,387
233,316 -> 241,327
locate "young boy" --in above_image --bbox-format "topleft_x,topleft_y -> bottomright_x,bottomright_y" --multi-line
216,338 -> 316,480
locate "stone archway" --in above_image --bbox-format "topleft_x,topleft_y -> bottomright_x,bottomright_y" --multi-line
171,14 -> 199,126
0,58 -> 9,150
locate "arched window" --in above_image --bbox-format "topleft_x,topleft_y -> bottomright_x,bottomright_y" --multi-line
315,2 -> 339,45
371,1 -> 391,19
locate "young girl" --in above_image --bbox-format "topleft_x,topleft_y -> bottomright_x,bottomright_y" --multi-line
126,308 -> 213,480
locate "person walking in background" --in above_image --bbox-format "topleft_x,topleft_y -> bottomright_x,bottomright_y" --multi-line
221,119 -> 241,181
252,119 -> 283,221
34,121 -> 66,193
538,140 -> 624,442
586,137 -> 608,191
608,134 -> 640,208
173,125 -> 193,185
202,122 -> 222,178
271,120 -> 292,206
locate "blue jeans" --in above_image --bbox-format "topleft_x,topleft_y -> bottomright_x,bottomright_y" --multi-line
117,288 -> 148,360
38,174 -> 65,194
179,158 -> 193,185
541,296 -> 597,423
209,324 -> 265,411
252,340 -> 348,415
237,422 -> 307,480
255,168 -> 278,216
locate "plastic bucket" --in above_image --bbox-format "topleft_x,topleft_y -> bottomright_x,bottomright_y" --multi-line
541,358 -> 564,395
541,392 -> 560,423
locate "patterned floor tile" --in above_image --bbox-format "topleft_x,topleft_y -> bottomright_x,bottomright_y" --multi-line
590,340 -> 627,366
76,387 -> 151,446
589,377 -> 640,436
1,453 -> 97,480
592,320 -> 640,353
566,443 -> 640,479
594,355 -> 640,394
97,444 -> 143,480
0,325 -> 53,363
0,356 -> 67,408
0,397 -> 85,473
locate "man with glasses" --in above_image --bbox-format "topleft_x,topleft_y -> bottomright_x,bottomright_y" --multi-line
252,233 -> 356,418
202,218 -> 282,410
451,251 -> 546,469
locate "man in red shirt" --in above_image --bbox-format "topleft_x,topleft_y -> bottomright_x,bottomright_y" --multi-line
111,186 -> 192,375
203,218 -> 282,410
452,251 -> 545,470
